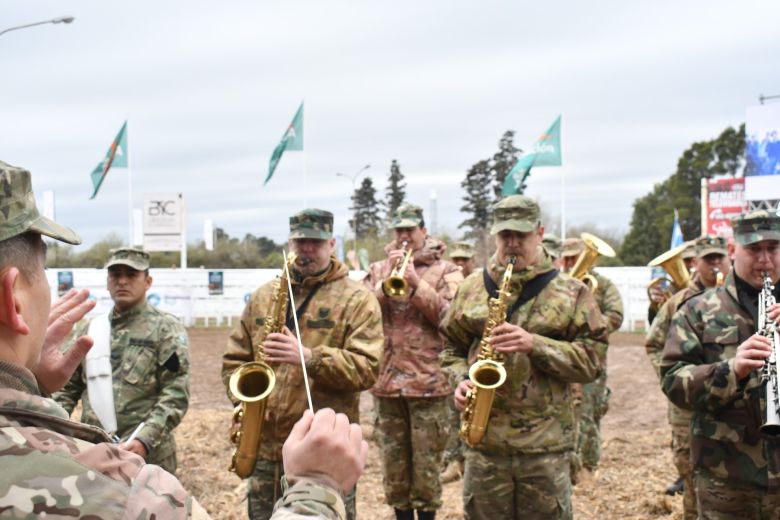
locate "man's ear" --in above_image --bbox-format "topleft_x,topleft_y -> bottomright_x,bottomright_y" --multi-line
0,267 -> 30,335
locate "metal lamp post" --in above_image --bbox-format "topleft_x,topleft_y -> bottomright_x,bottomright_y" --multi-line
0,16 -> 75,37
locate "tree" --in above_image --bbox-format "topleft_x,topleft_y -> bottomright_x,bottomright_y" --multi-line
350,177 -> 382,237
459,159 -> 492,240
620,125 -> 745,265
490,130 -> 522,199
384,159 -> 406,221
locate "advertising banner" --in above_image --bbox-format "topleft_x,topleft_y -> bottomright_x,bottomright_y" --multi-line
143,193 -> 184,252
745,104 -> 780,200
57,271 -> 73,296
703,177 -> 748,240
208,271 -> 224,295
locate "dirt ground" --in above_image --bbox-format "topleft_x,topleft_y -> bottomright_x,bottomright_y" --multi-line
176,329 -> 683,519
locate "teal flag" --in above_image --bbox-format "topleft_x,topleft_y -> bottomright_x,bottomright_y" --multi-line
265,102 -> 304,185
89,121 -> 128,199
502,115 -> 562,195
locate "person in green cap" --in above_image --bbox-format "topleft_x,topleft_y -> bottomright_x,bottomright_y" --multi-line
363,203 -> 463,520
440,195 -> 608,519
645,234 -> 731,517
662,210 -> 780,520
222,208 -> 383,520
542,234 -> 563,270
450,240 -> 477,278
54,246 -> 191,474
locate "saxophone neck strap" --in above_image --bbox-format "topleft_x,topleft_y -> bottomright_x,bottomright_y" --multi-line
483,268 -> 558,322
285,283 -> 323,332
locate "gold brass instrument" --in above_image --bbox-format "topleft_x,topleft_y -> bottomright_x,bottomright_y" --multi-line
459,256 -> 514,447
759,272 -> 780,436
714,267 -> 724,287
646,244 -> 693,307
228,253 -> 296,477
383,241 -> 414,298
569,232 -> 616,292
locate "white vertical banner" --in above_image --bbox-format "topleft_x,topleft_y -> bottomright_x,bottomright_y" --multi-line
42,190 -> 55,221
143,193 -> 184,252
132,209 -> 143,246
204,219 -> 214,251
745,104 -> 780,200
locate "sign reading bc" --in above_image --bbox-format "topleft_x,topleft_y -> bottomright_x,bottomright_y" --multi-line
148,200 -> 177,217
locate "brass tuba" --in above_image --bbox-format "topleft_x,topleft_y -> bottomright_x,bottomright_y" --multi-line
227,253 -> 295,478
383,241 -> 414,298
646,244 -> 692,308
459,257 -> 514,447
569,233 -> 616,292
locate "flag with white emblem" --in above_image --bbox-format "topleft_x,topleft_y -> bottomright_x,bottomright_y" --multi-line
265,102 -> 304,185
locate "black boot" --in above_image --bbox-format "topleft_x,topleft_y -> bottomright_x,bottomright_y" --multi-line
417,510 -> 436,520
665,476 -> 684,496
394,509 -> 414,520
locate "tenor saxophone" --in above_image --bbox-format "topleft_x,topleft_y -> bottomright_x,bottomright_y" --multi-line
228,253 -> 296,477
459,257 -> 514,447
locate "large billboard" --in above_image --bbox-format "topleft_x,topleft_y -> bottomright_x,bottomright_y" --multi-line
703,177 -> 747,240
745,104 -> 780,200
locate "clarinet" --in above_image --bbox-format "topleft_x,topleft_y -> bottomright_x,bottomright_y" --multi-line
759,272 -> 780,436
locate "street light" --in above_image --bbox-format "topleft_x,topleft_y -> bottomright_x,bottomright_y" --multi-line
336,164 -> 371,261
0,16 -> 75,37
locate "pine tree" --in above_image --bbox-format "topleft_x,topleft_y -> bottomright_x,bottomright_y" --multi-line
350,177 -> 382,237
490,130 -> 522,199
385,159 -> 407,221
459,159 -> 492,240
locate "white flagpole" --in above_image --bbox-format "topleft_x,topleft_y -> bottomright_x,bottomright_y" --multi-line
302,100 -> 307,208
127,120 -> 133,246
560,167 -> 566,240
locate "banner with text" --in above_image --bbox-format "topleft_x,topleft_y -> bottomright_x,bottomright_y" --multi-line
143,193 -> 184,252
703,177 -> 747,240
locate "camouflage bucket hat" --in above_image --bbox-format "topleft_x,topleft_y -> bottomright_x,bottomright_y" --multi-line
450,241 -> 475,259
681,240 -> 697,259
561,237 -> 585,258
0,161 -> 81,245
391,203 -> 424,229
289,208 -> 334,240
542,234 -> 562,258
732,210 -> 780,246
694,235 -> 728,257
105,247 -> 150,271
490,195 -> 540,235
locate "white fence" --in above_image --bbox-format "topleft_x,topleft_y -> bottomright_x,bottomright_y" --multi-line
47,267 -> 654,332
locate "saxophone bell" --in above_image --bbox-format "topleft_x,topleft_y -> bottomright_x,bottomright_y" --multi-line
228,362 -> 276,478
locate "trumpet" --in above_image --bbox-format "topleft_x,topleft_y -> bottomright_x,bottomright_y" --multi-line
383,241 -> 414,298
569,233 -> 616,292
714,267 -> 724,287
646,244 -> 693,307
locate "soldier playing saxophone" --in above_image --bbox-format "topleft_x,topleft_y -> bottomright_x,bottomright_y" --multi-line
440,195 -> 608,520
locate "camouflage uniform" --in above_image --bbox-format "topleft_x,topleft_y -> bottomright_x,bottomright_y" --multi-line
661,212 -> 780,520
222,209 -> 383,520
364,204 -> 463,514
54,249 -> 191,474
542,234 -> 562,259
648,240 -> 697,325
440,195 -> 608,520
562,239 -> 624,474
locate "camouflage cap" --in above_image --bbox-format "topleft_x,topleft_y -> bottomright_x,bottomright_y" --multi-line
450,240 -> 475,259
732,210 -> 780,245
390,203 -> 424,229
105,247 -> 150,271
289,208 -> 334,240
561,237 -> 584,258
542,234 -> 563,258
681,240 -> 697,259
490,195 -> 540,235
0,161 -> 81,245
694,235 -> 728,257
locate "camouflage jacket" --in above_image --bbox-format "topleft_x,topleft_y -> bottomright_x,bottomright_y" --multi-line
645,277 -> 706,426
0,361 -> 206,519
660,272 -> 780,489
222,258 -> 383,461
271,477 -> 346,520
364,237 -> 463,397
53,301 -> 191,466
590,270 -> 624,334
440,253 -> 608,455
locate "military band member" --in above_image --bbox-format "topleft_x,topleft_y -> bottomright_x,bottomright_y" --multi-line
648,240 -> 697,325
440,195 -> 608,520
54,247 -> 191,474
222,209 -> 383,520
450,240 -> 477,278
645,235 -> 731,516
561,237 -> 624,480
364,204 -> 463,520
542,233 -> 563,270
661,211 -> 780,520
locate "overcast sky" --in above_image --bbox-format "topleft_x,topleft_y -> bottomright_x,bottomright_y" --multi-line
3,1 -> 779,249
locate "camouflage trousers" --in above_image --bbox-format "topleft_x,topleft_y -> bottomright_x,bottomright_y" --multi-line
143,435 -> 177,474
248,458 -> 356,520
148,451 -> 177,476
671,422 -> 696,520
374,396 -> 449,511
575,371 -> 610,471
463,449 -> 573,520
442,396 -> 464,465
696,470 -> 780,520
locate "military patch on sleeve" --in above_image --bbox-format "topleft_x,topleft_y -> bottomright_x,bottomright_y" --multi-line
129,338 -> 155,348
308,307 -> 335,329
255,317 -> 266,327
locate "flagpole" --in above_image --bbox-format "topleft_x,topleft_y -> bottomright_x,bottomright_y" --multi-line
127,119 -> 133,246
560,167 -> 566,240
302,100 -> 307,208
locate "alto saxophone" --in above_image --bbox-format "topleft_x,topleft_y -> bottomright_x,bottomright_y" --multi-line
759,272 -> 780,436
459,256 -> 515,447
228,253 -> 296,477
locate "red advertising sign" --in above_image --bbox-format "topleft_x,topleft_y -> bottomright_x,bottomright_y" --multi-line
704,177 -> 747,240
